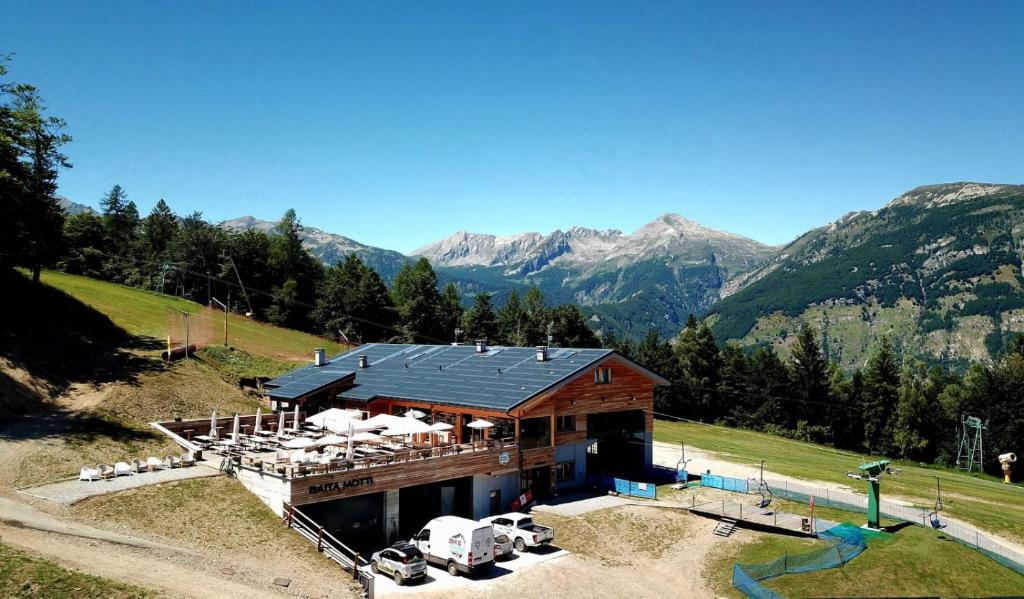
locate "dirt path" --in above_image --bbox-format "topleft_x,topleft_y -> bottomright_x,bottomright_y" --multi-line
0,522 -> 284,599
0,394 -> 358,598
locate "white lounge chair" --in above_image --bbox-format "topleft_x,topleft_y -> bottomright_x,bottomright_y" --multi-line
146,457 -> 164,471
131,459 -> 148,473
180,452 -> 196,467
79,467 -> 101,481
97,464 -> 114,480
113,462 -> 133,477
164,455 -> 181,469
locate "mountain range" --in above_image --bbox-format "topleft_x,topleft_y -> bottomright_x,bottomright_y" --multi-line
222,212 -> 776,339
63,182 -> 1024,365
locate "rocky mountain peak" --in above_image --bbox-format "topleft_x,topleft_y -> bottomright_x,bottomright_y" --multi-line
886,182 -> 1020,209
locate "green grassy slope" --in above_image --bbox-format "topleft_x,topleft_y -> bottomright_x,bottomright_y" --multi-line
38,270 -> 341,362
705,502 -> 1024,598
655,419 -> 1024,542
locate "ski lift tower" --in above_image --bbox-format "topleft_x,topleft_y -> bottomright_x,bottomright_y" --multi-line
846,460 -> 890,530
956,416 -> 986,473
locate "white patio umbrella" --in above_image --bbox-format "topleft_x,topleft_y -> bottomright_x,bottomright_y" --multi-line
292,403 -> 300,430
428,421 -> 454,445
349,431 -> 382,443
307,408 -> 355,430
231,413 -> 241,443
209,410 -> 219,439
282,437 -> 316,449
361,413 -> 406,429
383,417 -> 432,435
346,420 -> 355,460
276,410 -> 287,438
467,418 -> 494,442
315,434 -> 348,447
253,407 -> 263,435
405,409 -> 427,419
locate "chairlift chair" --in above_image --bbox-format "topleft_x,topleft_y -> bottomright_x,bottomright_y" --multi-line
929,476 -> 947,529
755,460 -> 773,509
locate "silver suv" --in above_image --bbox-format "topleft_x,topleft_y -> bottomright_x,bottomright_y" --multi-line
370,543 -> 427,585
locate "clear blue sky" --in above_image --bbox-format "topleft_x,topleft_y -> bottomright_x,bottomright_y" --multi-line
4,1 -> 1023,253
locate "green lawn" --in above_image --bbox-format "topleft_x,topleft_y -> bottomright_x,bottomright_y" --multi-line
38,270 -> 342,362
705,496 -> 1024,598
655,419 -> 1024,543
0,543 -> 157,598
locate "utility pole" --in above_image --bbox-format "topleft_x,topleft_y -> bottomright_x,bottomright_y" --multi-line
166,306 -> 192,359
211,297 -> 229,347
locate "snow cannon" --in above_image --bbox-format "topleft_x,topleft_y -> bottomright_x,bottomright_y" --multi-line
999,453 -> 1017,484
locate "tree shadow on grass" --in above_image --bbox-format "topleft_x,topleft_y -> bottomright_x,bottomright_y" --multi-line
0,268 -> 169,416
0,403 -> 164,444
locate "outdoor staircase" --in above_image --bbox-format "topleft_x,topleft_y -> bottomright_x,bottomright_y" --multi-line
283,503 -> 375,598
713,517 -> 738,537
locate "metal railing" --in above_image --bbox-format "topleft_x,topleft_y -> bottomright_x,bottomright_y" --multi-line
283,502 -> 375,598
254,438 -> 517,479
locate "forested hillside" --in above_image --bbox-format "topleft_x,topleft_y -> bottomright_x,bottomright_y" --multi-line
710,183 -> 1024,368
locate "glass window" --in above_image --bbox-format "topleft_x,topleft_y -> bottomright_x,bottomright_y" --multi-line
594,367 -> 612,384
556,414 -> 576,433
491,417 -> 515,441
520,417 -> 551,450
556,461 -> 575,481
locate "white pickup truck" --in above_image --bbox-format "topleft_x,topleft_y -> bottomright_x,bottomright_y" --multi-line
481,512 -> 554,552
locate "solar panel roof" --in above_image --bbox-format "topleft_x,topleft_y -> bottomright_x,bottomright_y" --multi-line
262,343 -> 653,411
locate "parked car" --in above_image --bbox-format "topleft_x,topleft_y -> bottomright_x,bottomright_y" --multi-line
493,532 -> 514,559
481,512 -> 554,552
412,516 -> 495,576
370,543 -> 427,585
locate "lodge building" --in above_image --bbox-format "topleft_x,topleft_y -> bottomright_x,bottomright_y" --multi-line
155,342 -> 667,550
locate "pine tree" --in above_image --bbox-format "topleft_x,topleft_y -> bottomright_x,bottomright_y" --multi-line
788,323 -> 831,428
0,64 -> 71,281
438,283 -> 463,344
549,304 -> 599,348
391,257 -> 444,343
462,293 -> 499,343
498,288 -> 528,346
523,286 -> 550,345
141,199 -> 177,260
862,336 -> 900,454
674,317 -> 722,420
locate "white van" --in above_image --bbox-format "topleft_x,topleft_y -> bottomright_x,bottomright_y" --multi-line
411,516 -> 495,577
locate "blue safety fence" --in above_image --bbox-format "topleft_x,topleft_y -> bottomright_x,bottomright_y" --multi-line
588,475 -> 657,499
732,523 -> 867,599
701,473 -> 749,494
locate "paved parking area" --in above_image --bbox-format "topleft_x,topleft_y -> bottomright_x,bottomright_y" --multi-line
371,545 -> 569,597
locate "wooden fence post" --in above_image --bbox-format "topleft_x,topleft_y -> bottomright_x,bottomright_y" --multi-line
317,526 -> 324,552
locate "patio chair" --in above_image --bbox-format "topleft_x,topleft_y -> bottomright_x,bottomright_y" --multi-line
131,458 -> 148,473
79,466 -> 101,481
146,456 -> 164,471
113,462 -> 133,477
164,455 -> 181,469
97,464 -> 115,479
180,452 -> 196,467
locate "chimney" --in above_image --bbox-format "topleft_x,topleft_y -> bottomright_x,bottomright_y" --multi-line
476,339 -> 487,353
536,346 -> 548,362
357,355 -> 368,368
314,348 -> 327,367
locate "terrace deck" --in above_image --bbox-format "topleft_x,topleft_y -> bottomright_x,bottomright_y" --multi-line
690,500 -> 817,537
